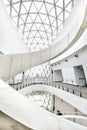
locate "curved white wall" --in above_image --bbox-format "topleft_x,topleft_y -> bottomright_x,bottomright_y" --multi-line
0,1 -> 28,54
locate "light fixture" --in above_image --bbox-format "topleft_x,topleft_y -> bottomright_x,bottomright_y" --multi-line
65,59 -> 68,62
74,54 -> 78,57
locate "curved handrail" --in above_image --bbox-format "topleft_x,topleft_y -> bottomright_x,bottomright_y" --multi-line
62,115 -> 87,120
0,0 -> 87,81
18,84 -> 87,115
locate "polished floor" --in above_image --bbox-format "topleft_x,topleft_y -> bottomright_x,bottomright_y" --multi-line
0,111 -> 32,130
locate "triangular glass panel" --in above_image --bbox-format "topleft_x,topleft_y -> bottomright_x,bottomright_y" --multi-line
40,3 -> 47,14
57,0 -> 63,8
50,17 -> 55,25
29,32 -> 34,38
30,13 -> 37,21
23,2 -> 31,11
56,6 -> 62,16
27,23 -> 32,31
35,23 -> 41,30
32,30 -> 37,37
27,15 -> 33,23
65,3 -> 72,12
21,4 -> 27,14
21,14 -> 27,22
65,0 -> 71,6
31,24 -> 37,31
13,3 -> 20,13
49,7 -> 55,17
58,12 -> 63,21
58,20 -> 62,26
35,32 -> 41,38
39,14 -> 46,22
44,16 -> 50,24
30,3 -> 37,13
35,15 -> 42,23
12,8 -> 18,16
45,0 -> 53,4
18,28 -> 22,34
45,3 -> 53,13
34,2 -> 43,12
25,25 -> 29,32
12,17 -> 18,24
19,17 -> 24,25
24,32 -> 29,37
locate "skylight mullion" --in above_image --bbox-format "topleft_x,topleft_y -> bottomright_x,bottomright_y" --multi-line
27,29 -> 42,47
63,0 -> 65,24
12,12 -> 56,19
24,29 -> 51,35
29,17 -> 45,44
40,4 -> 56,38
33,3 -> 48,44
33,2 -> 49,40
17,0 -> 22,28
44,0 -> 53,40
54,0 -> 58,35
27,17 -> 43,45
27,3 -> 47,45
26,3 -> 43,43
10,0 -> 12,17
22,1 -> 33,39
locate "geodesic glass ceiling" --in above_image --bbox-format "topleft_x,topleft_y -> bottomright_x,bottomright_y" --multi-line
3,0 -> 75,52
3,0 -> 75,81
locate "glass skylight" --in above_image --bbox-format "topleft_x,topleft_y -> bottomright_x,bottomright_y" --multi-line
3,0 -> 75,80
3,0 -> 75,51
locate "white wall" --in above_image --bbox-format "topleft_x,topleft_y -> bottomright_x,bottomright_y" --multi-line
74,66 -> 86,86
62,67 -> 77,85
52,46 -> 87,71
52,46 -> 87,85
83,64 -> 87,84
0,1 -> 28,54
53,70 -> 63,81
54,96 -> 82,115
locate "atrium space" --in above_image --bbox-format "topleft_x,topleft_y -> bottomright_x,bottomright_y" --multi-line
0,0 -> 87,130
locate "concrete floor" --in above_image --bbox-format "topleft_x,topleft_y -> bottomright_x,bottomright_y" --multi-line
0,111 -> 33,130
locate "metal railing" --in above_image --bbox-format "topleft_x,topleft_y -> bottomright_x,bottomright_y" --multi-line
9,78 -> 87,99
